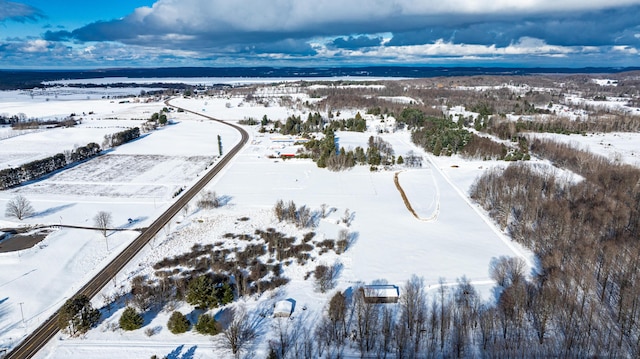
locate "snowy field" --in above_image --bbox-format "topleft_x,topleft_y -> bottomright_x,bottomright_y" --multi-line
8,81 -> 634,358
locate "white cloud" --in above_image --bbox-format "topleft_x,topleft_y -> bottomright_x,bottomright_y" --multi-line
23,39 -> 49,52
613,45 -> 639,54
311,33 -> 640,67
505,37 -> 575,54
8,0 -> 640,68
128,0 -> 640,34
319,37 -> 582,62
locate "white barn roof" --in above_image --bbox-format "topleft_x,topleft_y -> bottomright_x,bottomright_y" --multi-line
363,285 -> 399,298
274,300 -> 294,317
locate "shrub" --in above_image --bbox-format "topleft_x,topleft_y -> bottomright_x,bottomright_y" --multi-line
167,311 -> 190,334
144,326 -> 159,337
195,313 -> 220,335
303,232 -> 316,243
119,306 -> 143,331
314,264 -> 339,293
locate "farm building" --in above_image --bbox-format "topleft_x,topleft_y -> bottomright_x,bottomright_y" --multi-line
362,284 -> 400,304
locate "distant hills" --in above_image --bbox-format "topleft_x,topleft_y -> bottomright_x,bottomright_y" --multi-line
1,66 -> 639,90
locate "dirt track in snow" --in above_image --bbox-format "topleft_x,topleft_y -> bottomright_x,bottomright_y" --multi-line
394,171 -> 421,219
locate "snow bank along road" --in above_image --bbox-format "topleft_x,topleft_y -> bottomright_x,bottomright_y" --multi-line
5,99 -> 249,359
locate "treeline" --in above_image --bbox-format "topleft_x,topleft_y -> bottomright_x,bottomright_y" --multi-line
0,127 -> 139,189
11,115 -> 78,130
274,267 -> 615,359
396,107 -> 530,161
469,140 -> 640,357
0,113 -> 76,127
102,127 -> 141,148
485,115 -> 640,139
0,143 -> 100,189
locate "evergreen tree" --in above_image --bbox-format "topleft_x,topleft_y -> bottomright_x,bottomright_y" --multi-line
58,295 -> 101,336
159,114 -> 167,126
195,313 -> 219,335
186,275 -> 216,309
119,306 -> 144,331
221,283 -> 234,305
167,311 -> 190,334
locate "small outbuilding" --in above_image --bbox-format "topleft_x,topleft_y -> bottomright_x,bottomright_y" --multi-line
362,285 -> 400,304
273,299 -> 295,317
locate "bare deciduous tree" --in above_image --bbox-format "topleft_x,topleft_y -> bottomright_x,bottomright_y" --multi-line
94,211 -> 112,238
314,263 -> 340,293
182,203 -> 190,216
336,229 -> 352,254
5,195 -> 34,220
221,306 -> 257,358
327,291 -> 348,344
296,205 -> 312,228
489,256 -> 526,288
353,286 -> 380,355
270,316 -> 301,359
399,275 -> 428,354
342,208 -> 352,226
320,203 -> 328,218
197,191 -> 220,209
274,199 -> 285,221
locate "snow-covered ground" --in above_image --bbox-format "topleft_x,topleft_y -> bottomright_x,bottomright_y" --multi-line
564,94 -> 640,115
530,131 -> 640,166
0,92 -> 237,354
378,96 -> 422,104
0,83 -> 564,358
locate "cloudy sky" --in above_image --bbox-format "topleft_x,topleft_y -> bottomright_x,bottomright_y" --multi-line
1,0 -> 639,68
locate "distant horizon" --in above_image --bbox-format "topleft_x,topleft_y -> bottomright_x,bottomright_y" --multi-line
2,65 -> 639,90
3,64 -> 639,73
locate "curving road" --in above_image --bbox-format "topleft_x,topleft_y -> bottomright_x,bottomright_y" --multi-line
5,98 -> 249,359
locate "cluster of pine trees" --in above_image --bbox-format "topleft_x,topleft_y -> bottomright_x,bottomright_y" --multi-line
410,116 -> 472,156
302,131 -> 395,171
276,111 -> 367,135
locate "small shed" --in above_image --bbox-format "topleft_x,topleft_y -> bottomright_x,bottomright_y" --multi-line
273,299 -> 295,317
362,285 -> 400,304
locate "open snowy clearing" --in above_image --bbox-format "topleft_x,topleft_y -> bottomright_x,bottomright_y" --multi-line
1,86 -> 540,358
